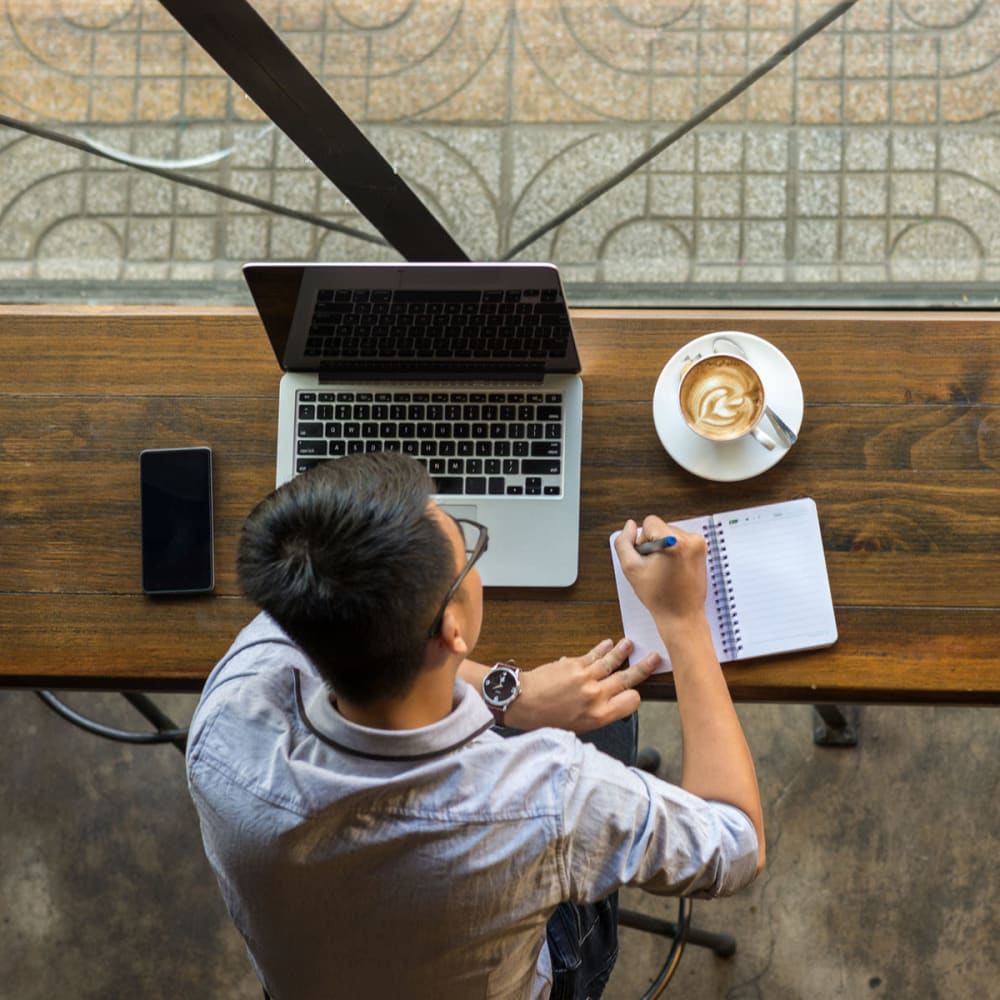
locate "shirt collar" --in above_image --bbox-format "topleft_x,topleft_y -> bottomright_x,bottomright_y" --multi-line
296,673 -> 495,762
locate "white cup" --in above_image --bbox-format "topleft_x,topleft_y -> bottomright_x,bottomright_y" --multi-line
678,335 -> 798,451
679,345 -> 774,449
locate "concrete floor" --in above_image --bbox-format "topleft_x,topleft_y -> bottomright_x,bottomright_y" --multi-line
2,688 -> 996,998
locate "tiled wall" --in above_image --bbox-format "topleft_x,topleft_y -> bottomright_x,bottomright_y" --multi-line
0,0 -> 996,301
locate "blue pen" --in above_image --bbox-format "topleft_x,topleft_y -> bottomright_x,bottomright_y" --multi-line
635,535 -> 678,555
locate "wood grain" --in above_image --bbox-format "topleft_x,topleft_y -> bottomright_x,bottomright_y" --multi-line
1,306 -> 998,700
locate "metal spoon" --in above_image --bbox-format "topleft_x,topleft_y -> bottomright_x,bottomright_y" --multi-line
763,404 -> 798,447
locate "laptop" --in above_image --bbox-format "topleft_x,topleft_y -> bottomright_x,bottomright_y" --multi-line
243,262 -> 583,587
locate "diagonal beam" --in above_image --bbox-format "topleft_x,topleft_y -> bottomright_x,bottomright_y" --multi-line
158,0 -> 468,262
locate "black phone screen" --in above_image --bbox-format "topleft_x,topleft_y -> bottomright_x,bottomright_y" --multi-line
139,447 -> 215,594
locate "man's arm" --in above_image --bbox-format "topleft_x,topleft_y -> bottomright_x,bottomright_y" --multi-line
457,639 -> 661,733
613,517 -> 765,874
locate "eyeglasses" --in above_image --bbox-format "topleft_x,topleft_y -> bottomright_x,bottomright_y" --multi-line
426,518 -> 489,638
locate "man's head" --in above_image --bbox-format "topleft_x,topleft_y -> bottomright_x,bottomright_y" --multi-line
237,452 -> 480,702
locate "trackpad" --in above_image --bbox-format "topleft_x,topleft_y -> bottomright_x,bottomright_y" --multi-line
438,504 -> 478,522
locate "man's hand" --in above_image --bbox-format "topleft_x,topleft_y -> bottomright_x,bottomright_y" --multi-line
613,517 -> 708,630
462,639 -> 661,734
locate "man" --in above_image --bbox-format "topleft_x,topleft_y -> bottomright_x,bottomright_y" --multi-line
187,451 -> 764,999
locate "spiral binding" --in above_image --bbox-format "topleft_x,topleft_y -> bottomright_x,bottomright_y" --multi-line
703,520 -> 742,657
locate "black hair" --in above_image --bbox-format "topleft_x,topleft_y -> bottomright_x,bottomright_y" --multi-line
237,452 -> 455,703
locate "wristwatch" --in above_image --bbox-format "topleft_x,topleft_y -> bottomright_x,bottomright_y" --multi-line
482,662 -> 521,726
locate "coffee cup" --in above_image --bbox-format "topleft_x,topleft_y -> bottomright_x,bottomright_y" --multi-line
678,346 -> 777,450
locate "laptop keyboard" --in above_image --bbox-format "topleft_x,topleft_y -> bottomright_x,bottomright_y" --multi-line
294,388 -> 565,497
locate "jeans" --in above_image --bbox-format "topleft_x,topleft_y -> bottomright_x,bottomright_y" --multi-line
546,893 -> 620,1000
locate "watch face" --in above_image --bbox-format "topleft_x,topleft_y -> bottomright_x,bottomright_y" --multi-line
484,667 -> 518,705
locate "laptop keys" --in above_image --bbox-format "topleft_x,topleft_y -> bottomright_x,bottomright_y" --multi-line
294,388 -> 564,497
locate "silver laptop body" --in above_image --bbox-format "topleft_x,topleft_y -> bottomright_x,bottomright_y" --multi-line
243,262 -> 583,587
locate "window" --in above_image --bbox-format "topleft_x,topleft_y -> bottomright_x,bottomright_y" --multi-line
1,1 -> 996,306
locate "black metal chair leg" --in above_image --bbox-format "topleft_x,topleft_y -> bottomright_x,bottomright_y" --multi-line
618,906 -> 736,958
812,704 -> 862,746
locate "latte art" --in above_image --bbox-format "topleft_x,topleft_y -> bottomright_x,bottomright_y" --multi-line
680,355 -> 765,440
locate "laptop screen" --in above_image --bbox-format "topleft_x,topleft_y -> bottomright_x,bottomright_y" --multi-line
244,262 -> 581,381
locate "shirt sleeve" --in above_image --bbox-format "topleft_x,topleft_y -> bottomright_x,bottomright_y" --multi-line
557,738 -> 759,902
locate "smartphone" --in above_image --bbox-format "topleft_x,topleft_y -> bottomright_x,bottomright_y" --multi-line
139,447 -> 215,595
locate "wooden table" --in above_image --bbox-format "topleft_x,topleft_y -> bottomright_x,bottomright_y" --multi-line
1,305 -> 998,710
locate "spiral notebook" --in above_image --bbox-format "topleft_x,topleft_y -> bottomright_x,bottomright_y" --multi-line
609,497 -> 837,671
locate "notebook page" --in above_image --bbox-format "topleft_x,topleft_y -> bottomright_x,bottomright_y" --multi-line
609,516 -> 725,673
715,498 -> 838,659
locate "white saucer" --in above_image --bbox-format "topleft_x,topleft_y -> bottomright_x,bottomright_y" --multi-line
652,331 -> 804,482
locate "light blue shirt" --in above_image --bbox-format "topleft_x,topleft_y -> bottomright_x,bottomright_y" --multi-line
187,614 -> 758,1000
